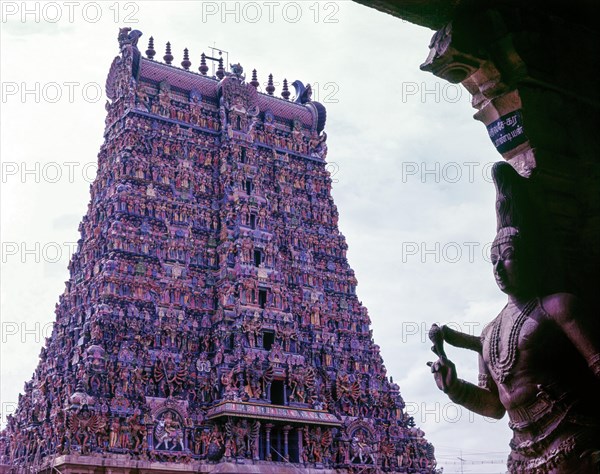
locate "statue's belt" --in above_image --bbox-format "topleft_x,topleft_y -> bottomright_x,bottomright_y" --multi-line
507,385 -> 576,432
508,395 -> 555,427
509,387 -> 599,449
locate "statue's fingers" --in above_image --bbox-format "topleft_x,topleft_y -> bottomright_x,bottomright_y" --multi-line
426,361 -> 433,368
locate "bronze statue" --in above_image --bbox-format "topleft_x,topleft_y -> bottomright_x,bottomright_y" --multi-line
429,162 -> 600,473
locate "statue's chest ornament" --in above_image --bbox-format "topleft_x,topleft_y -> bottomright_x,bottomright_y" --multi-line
489,299 -> 538,384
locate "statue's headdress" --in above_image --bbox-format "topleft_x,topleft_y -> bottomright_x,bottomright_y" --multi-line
490,161 -> 551,293
491,161 -> 533,247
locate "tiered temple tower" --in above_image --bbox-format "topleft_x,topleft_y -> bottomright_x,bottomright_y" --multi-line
0,29 -> 436,474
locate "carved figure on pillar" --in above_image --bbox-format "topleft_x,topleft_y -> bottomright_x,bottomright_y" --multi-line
429,162 -> 600,473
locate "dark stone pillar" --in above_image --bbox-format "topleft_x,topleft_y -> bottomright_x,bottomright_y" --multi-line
283,425 -> 291,461
253,421 -> 261,460
265,423 -> 273,461
297,427 -> 304,464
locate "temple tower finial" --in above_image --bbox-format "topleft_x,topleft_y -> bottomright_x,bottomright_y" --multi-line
266,74 -> 275,96
163,41 -> 173,65
146,36 -> 156,60
199,53 -> 209,75
250,69 -> 260,88
181,48 -> 191,70
282,79 -> 290,100
216,56 -> 225,79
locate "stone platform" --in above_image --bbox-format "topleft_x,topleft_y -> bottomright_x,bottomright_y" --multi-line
0,454 -> 359,474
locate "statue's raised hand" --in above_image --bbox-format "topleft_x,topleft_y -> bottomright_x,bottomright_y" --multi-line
427,323 -> 457,392
427,356 -> 457,393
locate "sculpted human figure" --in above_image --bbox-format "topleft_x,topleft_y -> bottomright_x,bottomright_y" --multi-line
109,418 -> 121,448
429,162 -> 600,473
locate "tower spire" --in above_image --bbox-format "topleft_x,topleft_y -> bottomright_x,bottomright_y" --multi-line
282,78 -> 290,100
216,56 -> 225,79
181,48 -> 191,70
199,53 -> 209,75
145,36 -> 156,59
163,41 -> 173,65
250,69 -> 260,88
266,73 -> 275,95
2,28 -> 437,474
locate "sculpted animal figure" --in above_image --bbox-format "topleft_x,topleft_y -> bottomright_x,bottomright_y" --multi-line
154,412 -> 185,451
349,435 -> 376,465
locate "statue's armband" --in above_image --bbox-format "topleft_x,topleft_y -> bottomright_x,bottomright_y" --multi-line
478,373 -> 492,391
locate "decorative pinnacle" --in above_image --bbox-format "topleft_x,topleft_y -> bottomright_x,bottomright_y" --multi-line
282,79 -> 290,100
266,74 -> 275,96
199,53 -> 209,75
146,36 -> 156,60
250,69 -> 260,88
216,57 -> 225,80
181,48 -> 191,70
163,41 -> 173,65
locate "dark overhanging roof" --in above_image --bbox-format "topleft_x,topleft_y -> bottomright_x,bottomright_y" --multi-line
353,0 -> 600,31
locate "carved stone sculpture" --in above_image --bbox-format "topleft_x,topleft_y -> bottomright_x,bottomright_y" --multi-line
429,162 -> 600,473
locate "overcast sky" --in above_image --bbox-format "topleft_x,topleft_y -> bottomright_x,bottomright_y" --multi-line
1,2 -> 511,472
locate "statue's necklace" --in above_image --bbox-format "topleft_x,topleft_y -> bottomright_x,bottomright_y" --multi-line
489,298 -> 537,384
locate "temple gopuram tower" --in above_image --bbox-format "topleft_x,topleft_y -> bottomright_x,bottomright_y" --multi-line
0,29 -> 436,474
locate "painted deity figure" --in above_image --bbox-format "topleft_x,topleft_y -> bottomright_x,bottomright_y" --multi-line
154,411 -> 185,451
109,418 -> 121,448
242,313 -> 261,348
428,163 -> 600,473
